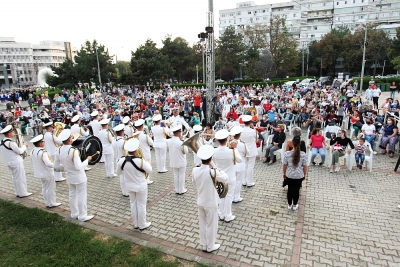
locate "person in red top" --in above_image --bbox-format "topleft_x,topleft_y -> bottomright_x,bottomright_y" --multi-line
225,107 -> 238,120
307,128 -> 329,166
350,110 -> 361,138
193,92 -> 202,114
263,101 -> 272,114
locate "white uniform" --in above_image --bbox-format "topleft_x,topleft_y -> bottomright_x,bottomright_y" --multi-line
116,156 -> 152,229
241,126 -> 258,186
167,136 -> 189,194
167,115 -> 190,130
89,119 -> 102,137
192,165 -> 228,251
0,138 -> 30,197
54,145 -> 90,221
112,136 -> 127,195
30,147 -> 59,207
124,124 -> 135,138
98,129 -> 115,177
151,125 -> 170,172
71,124 -> 89,137
213,146 -> 242,221
44,132 -> 65,181
138,131 -> 154,181
234,140 -> 247,201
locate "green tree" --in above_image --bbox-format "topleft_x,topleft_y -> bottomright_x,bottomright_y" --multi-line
388,27 -> 400,72
46,59 -> 76,87
160,36 -> 193,82
247,49 -> 276,79
115,61 -> 134,85
130,39 -> 172,85
74,40 -> 114,87
242,23 -> 268,51
268,16 -> 298,72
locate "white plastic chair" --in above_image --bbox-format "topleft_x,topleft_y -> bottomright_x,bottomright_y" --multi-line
328,145 -> 353,171
266,135 -> 286,163
351,140 -> 373,172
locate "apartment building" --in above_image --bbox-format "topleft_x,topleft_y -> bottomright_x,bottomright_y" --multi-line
0,37 -> 77,87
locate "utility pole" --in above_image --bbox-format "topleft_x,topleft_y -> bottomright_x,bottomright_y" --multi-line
95,47 -> 102,90
302,46 -> 304,77
360,26 -> 367,96
196,65 -> 199,83
205,0 -> 215,124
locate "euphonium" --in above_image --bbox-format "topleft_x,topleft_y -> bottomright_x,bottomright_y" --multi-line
54,122 -> 65,137
182,132 -> 228,198
12,121 -> 27,159
122,135 -> 144,158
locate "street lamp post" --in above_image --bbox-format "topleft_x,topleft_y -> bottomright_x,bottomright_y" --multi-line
95,47 -> 102,90
196,65 -> 199,83
360,26 -> 367,96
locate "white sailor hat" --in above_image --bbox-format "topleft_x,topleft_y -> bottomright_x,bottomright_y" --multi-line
58,129 -> 71,142
172,125 -> 182,132
113,124 -> 124,132
242,115 -> 253,122
152,114 -> 162,121
100,118 -> 110,125
71,115 -> 80,123
0,125 -> 12,134
90,110 -> 98,117
134,119 -> 145,127
230,125 -> 242,135
124,138 -> 140,152
30,134 -> 44,143
215,129 -> 229,140
43,122 -> 53,128
122,116 -> 130,124
193,125 -> 202,132
197,144 -> 215,160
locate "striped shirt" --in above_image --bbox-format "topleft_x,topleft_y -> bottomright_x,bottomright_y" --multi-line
283,151 -> 307,179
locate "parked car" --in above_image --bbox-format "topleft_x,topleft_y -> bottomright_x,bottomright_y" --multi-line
318,76 -> 333,86
284,81 -> 299,88
299,78 -> 316,87
215,79 -> 225,83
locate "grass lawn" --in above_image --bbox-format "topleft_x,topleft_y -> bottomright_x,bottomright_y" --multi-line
0,199 -> 206,267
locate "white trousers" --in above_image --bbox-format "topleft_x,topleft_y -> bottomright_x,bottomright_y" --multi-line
244,157 -> 256,185
234,170 -> 245,201
104,153 -> 114,177
172,166 -> 186,193
51,155 -> 63,181
129,189 -> 148,228
219,179 -> 236,220
68,182 -> 88,221
40,176 -> 57,207
154,147 -> 167,172
193,151 -> 201,165
145,157 -> 152,182
8,163 -> 29,197
198,206 -> 218,250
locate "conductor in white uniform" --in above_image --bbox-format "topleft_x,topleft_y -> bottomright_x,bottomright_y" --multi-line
70,115 -> 89,137
213,129 -> 242,222
43,122 -> 66,182
54,129 -> 94,222
112,124 -> 128,196
167,125 -> 189,194
88,111 -> 101,137
0,125 -> 32,198
135,119 -> 154,184
98,118 -> 116,178
240,115 -> 257,187
30,134 -> 61,208
192,145 -> 228,253
116,138 -> 152,230
151,114 -> 169,173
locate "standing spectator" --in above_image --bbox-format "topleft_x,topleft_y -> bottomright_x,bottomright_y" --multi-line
193,91 -> 202,115
390,82 -> 397,99
371,87 -> 381,110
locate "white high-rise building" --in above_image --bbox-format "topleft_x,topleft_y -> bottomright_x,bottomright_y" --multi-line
219,0 -> 400,48
0,37 -> 77,87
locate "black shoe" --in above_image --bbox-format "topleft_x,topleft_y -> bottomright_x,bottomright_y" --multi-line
312,162 -> 316,166
319,162 -> 324,166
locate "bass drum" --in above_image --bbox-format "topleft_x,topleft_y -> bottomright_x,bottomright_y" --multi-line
72,136 -> 103,165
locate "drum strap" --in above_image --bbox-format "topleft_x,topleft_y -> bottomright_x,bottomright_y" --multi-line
1,139 -> 12,151
121,156 -> 146,174
68,147 -> 80,162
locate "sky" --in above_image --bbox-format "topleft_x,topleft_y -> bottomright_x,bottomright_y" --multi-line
5,0 -> 288,61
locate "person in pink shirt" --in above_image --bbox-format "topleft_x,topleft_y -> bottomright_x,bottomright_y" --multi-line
307,128 -> 330,166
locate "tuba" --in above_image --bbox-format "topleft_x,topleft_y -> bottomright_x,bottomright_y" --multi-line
54,122 -> 65,136
12,121 -> 27,159
122,134 -> 144,158
182,132 -> 228,198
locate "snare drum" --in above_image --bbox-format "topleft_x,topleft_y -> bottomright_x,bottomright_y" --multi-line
72,136 -> 103,165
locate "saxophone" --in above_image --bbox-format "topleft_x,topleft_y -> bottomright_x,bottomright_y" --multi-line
12,121 -> 27,159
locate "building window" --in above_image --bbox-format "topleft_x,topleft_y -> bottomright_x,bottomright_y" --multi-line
311,34 -> 315,37
314,26 -> 318,30
294,13 -> 296,17
263,10 -> 266,13
263,16 -> 267,20
248,11 -> 251,14
337,2 -> 339,5
237,12 -> 241,15
345,1 -> 347,4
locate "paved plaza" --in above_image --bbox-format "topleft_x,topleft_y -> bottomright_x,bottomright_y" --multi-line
1,134 -> 400,267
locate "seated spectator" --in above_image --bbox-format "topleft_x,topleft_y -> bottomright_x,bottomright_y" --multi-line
361,118 -> 377,154
263,124 -> 286,165
307,128 -> 329,166
324,110 -> 338,126
202,123 -> 215,144
379,117 -> 399,158
226,107 -> 238,120
189,112 -> 201,126
282,111 -> 294,128
214,117 -> 225,132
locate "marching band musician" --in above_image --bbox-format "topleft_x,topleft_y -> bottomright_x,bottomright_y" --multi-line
112,124 -> 128,196
0,125 -> 32,198
192,125 -> 203,167
54,129 -> 94,222
98,118 -> 116,178
230,126 -> 247,203
135,119 -> 154,184
213,129 -> 242,223
151,114 -> 169,173
89,110 -> 101,137
241,115 -> 258,187
123,116 -> 135,138
70,115 -> 90,137
116,138 -> 152,230
167,107 -> 191,130
43,122 -> 66,182
192,145 -> 228,253
30,134 -> 62,208
167,125 -> 189,195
